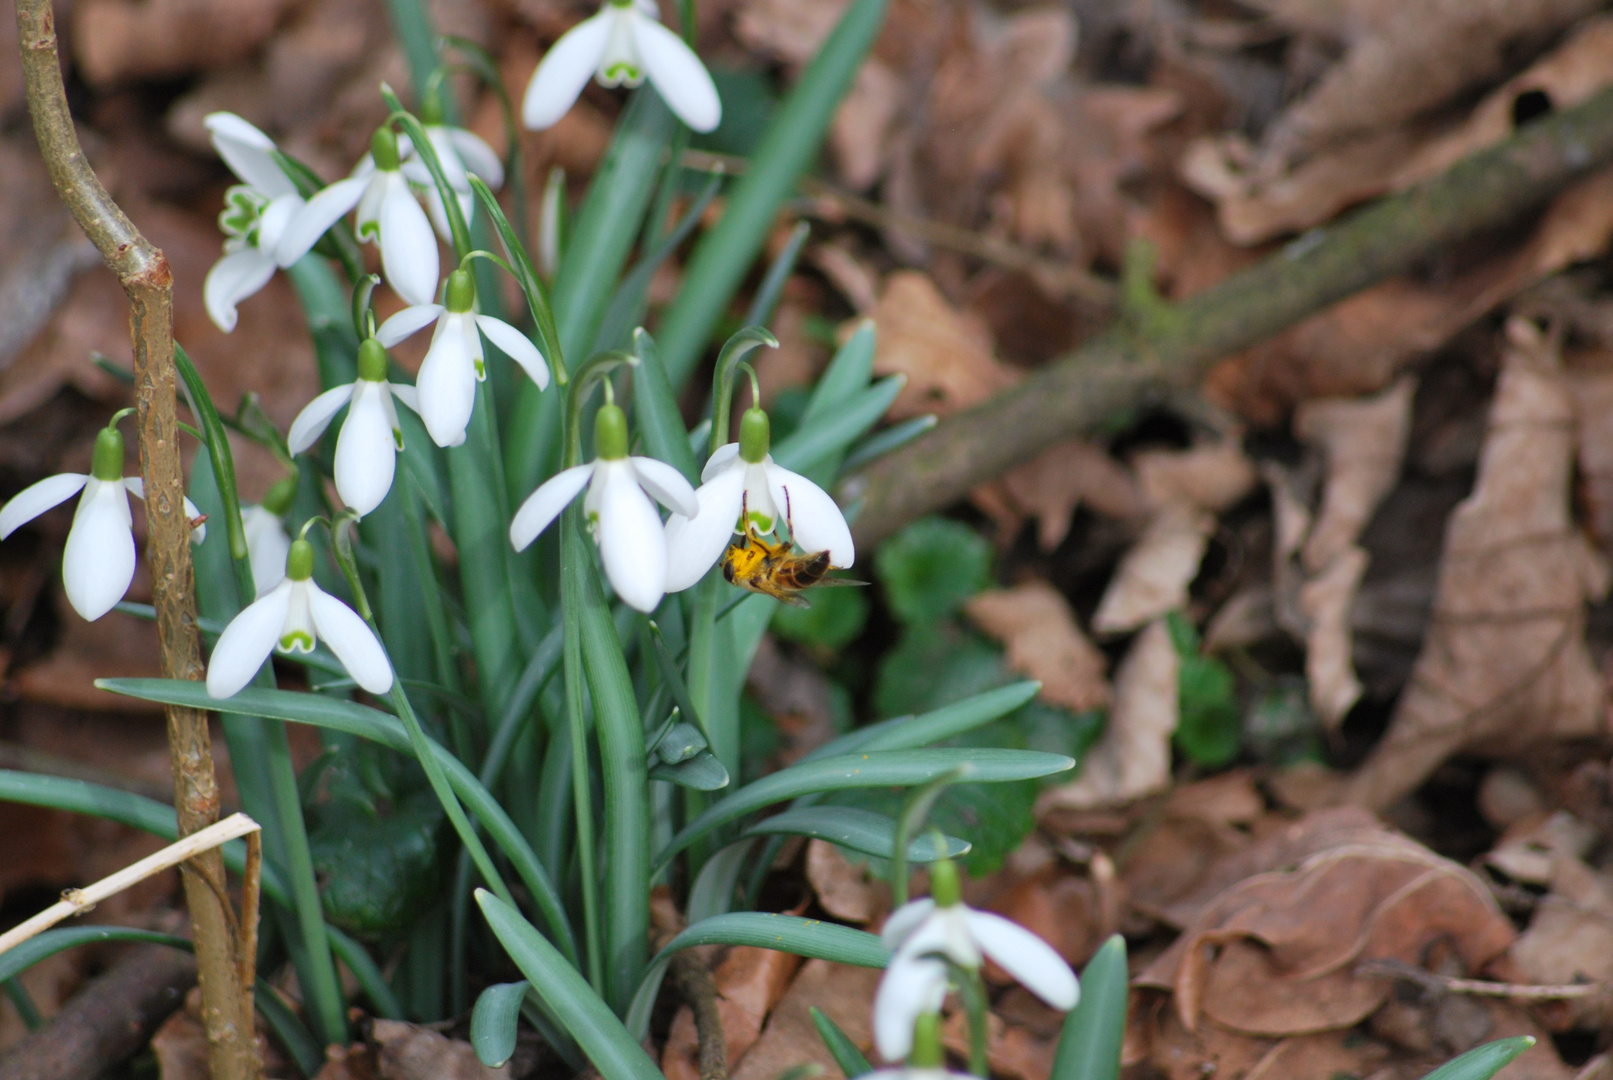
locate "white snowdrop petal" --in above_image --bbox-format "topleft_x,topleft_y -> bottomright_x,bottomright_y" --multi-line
632,16 -> 722,133
204,248 -> 278,333
0,473 -> 87,539
701,442 -> 741,483
334,384 -> 398,516
206,113 -> 296,198
447,127 -> 505,188
389,383 -> 421,415
663,466 -> 744,593
629,456 -> 699,518
241,507 -> 290,595
207,581 -> 293,698
965,910 -> 1079,1010
872,956 -> 948,1063
287,384 -> 355,455
182,496 -> 207,544
308,587 -> 394,694
474,315 -> 550,390
596,463 -> 667,613
378,177 -> 441,307
510,464 -> 593,551
522,10 -> 614,129
415,318 -> 477,447
274,176 -> 368,267
880,898 -> 936,952
62,481 -> 136,621
255,193 -> 305,256
376,304 -> 445,347
766,464 -> 855,567
425,128 -> 471,193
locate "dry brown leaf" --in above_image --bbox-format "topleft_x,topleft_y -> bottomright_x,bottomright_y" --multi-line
1297,545 -> 1369,728
1294,376 -> 1416,572
1258,0 -> 1602,167
1092,503 -> 1215,635
1570,367 -> 1613,549
965,582 -> 1111,712
869,271 -> 1019,420
10,601 -> 163,712
731,960 -> 880,1080
942,1008 -> 1059,1080
806,840 -> 879,924
1510,856 -> 1613,999
72,0 -> 298,85
1134,442 -> 1260,515
664,942 -> 804,1080
1136,815 -> 1516,1037
989,438 -> 1142,550
1485,812 -> 1598,886
1343,320 -> 1610,810
372,1019 -> 508,1080
1039,619 -> 1178,811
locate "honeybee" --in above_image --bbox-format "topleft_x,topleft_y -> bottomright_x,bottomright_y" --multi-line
721,525 -> 864,607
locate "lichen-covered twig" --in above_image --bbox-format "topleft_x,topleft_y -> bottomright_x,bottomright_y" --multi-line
13,4 -> 261,1077
846,85 -> 1613,547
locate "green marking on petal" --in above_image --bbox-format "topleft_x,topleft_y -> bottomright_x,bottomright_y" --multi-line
474,358 -> 486,380
392,428 -> 405,451
742,509 -> 775,534
604,62 -> 642,82
279,630 -> 315,653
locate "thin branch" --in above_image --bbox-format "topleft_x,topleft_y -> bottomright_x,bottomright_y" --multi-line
669,949 -> 730,1080
13,4 -> 261,1077
846,86 -> 1613,547
1358,958 -> 1603,1000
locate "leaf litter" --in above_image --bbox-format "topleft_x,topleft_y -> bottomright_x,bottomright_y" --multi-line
19,0 -> 1613,1074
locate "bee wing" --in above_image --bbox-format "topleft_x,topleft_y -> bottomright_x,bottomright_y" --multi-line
813,577 -> 869,588
779,592 -> 813,609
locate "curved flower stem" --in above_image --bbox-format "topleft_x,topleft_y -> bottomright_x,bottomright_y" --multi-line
14,4 -> 261,1077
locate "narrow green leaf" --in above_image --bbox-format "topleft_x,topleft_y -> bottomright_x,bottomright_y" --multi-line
810,1007 -> 873,1078
96,679 -> 578,967
328,926 -> 405,1021
594,170 -> 722,354
478,890 -> 666,1080
174,344 -> 252,576
658,748 -> 1073,869
741,806 -> 967,862
746,221 -> 811,328
686,839 -> 754,923
841,415 -> 937,475
801,320 -> 876,425
807,681 -> 1042,761
1421,1039 -> 1537,1080
472,981 -> 530,1068
0,927 -> 191,985
1052,935 -> 1128,1080
256,982 -> 326,1078
626,912 -> 886,1038
655,0 -> 890,387
632,329 -> 700,484
469,176 -> 563,376
772,374 -> 903,477
650,752 -> 730,790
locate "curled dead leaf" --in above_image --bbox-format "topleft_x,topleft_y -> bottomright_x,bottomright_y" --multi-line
1294,377 -> 1416,573
965,582 -> 1111,712
1040,620 -> 1177,811
1344,320 -> 1610,810
1092,503 -> 1214,635
869,271 -> 1019,419
1298,545 -> 1369,728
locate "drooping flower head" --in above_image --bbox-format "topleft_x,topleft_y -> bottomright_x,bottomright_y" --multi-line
377,268 -> 550,448
277,125 -> 441,307
408,85 -> 506,242
206,536 -> 393,699
863,1013 -> 976,1080
287,338 -> 422,515
0,416 -> 204,621
241,474 -> 297,595
204,113 -> 311,332
510,401 -> 698,613
522,0 -> 721,134
874,858 -> 1078,1062
664,404 -> 855,592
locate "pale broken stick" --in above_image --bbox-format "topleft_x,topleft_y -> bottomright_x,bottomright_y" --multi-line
0,813 -> 262,974
1358,958 -> 1603,1000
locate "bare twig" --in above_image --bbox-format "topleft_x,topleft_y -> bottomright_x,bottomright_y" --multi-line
13,4 -> 260,1078
669,949 -> 730,1080
0,944 -> 198,1080
1358,958 -> 1603,1000
0,814 -> 260,956
846,86 -> 1613,548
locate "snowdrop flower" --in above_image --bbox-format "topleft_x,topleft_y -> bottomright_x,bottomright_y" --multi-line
204,113 -> 309,332
874,859 -> 1078,1062
377,269 -> 549,448
0,418 -> 203,622
278,126 -> 440,306
663,406 -> 854,592
287,338 -> 421,515
522,0 -> 721,134
404,87 -> 506,242
207,537 -> 392,699
865,1014 -> 973,1080
241,476 -> 296,594
509,402 -> 698,612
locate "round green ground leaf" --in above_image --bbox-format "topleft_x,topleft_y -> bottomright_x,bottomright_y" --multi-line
874,516 -> 992,625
